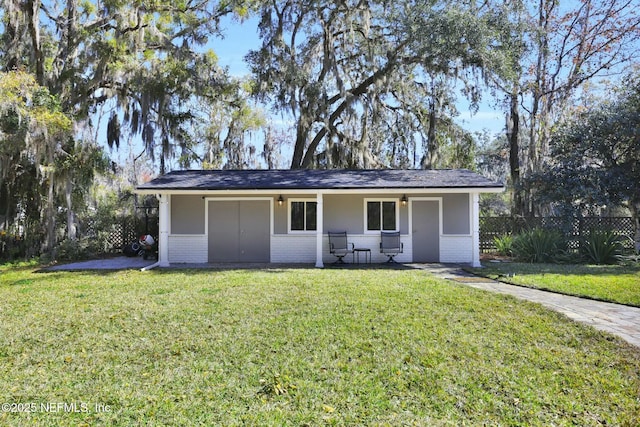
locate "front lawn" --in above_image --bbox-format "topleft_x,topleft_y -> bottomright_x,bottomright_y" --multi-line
0,267 -> 639,425
473,262 -> 640,307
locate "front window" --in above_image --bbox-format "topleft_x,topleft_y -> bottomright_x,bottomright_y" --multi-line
366,200 -> 398,232
290,200 -> 317,232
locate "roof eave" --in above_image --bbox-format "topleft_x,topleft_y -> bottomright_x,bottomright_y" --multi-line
134,185 -> 505,195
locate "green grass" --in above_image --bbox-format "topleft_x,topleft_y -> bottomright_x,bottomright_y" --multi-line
473,262 -> 640,307
0,267 -> 639,426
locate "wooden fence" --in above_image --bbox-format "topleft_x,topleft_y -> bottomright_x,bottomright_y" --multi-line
480,216 -> 636,252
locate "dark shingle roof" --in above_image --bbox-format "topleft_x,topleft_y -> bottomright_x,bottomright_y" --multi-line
137,169 -> 503,190
137,169 -> 503,191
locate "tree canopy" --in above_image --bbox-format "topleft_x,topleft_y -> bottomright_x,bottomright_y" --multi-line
535,74 -> 640,248
1,0 -> 255,171
0,70 -> 77,251
490,0 -> 640,216
247,0 -> 516,169
1,0 -> 253,254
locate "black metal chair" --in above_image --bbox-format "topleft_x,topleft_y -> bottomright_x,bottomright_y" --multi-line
328,231 -> 354,263
380,231 -> 403,262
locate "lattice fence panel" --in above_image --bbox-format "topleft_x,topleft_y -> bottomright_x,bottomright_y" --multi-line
79,215 -> 159,254
481,217 -> 636,252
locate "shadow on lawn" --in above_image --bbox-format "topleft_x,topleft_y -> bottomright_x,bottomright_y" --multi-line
143,262 -> 418,275
28,260 -> 426,277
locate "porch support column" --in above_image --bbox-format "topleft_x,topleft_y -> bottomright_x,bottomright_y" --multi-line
157,193 -> 171,267
471,192 -> 481,268
315,191 -> 324,268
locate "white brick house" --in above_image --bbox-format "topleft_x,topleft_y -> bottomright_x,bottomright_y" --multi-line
135,169 -> 504,268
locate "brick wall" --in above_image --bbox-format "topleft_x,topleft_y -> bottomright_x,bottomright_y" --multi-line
166,233 -> 471,264
440,236 -> 473,263
271,235 -> 316,263
168,235 -> 208,263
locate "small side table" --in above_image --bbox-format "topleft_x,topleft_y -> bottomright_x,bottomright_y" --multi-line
353,248 -> 371,264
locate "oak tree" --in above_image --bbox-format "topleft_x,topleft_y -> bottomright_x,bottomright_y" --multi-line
247,0 -> 510,169
535,74 -> 640,250
492,0 -> 640,216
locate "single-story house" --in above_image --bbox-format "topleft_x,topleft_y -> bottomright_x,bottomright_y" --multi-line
135,169 -> 504,268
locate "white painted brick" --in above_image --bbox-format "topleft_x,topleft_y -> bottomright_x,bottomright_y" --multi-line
168,235 -> 208,263
440,236 -> 473,263
168,233 -> 421,264
271,235 -> 316,263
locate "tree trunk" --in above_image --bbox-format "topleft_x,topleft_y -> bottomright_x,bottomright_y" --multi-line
262,127 -> 276,170
26,0 -> 45,85
290,122 -> 308,169
292,60 -> 399,169
45,174 -> 56,254
65,178 -> 76,240
425,95 -> 439,169
3,8 -> 20,72
507,91 -> 525,217
2,183 -> 11,230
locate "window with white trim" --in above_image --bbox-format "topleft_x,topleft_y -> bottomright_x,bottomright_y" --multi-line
289,200 -> 317,232
365,199 -> 398,232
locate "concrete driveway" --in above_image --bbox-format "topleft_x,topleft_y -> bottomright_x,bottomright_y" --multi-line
46,256 -> 156,271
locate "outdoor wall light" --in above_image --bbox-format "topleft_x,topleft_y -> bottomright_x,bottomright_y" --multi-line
278,195 -> 284,206
401,194 -> 408,206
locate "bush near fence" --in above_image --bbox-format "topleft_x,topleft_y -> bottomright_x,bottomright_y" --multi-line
0,213 -> 159,261
82,214 -> 159,255
480,217 -> 635,253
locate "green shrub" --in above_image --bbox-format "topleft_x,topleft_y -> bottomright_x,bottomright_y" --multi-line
54,237 -> 105,262
512,228 -> 566,263
580,231 -> 623,265
552,249 -> 583,264
493,235 -> 514,256
54,239 -> 88,262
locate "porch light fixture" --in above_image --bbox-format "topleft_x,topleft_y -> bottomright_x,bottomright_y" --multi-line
278,195 -> 284,206
401,194 -> 408,207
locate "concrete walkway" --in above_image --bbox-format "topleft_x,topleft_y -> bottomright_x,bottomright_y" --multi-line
416,264 -> 640,349
46,256 -> 155,271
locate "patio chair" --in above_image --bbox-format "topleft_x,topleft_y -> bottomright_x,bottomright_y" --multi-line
328,231 -> 354,264
380,231 -> 403,263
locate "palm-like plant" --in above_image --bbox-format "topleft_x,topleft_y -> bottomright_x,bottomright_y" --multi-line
581,231 -> 623,265
512,228 -> 566,263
